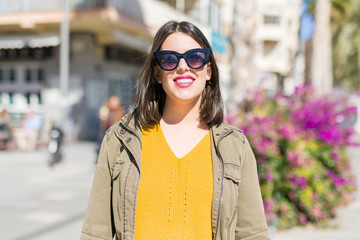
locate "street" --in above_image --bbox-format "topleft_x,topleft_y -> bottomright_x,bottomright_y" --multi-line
0,138 -> 359,240
0,142 -> 97,240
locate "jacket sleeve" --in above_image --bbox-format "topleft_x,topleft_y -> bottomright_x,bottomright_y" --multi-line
236,135 -> 270,240
81,136 -> 114,240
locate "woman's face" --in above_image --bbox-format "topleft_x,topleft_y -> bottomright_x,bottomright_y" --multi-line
155,32 -> 211,106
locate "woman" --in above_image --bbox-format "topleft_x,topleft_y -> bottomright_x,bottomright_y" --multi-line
81,21 -> 269,240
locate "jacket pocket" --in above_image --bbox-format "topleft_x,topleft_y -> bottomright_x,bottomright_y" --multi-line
111,146 -> 126,181
111,160 -> 124,181
223,162 -> 241,183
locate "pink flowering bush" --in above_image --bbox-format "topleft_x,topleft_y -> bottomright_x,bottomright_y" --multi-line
227,85 -> 358,229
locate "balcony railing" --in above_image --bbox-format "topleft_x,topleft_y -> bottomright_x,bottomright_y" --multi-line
0,0 -> 127,13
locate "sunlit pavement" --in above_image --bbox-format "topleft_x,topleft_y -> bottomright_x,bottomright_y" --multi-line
0,141 -> 97,240
273,134 -> 360,240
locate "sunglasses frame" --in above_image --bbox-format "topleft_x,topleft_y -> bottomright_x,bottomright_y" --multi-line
153,48 -> 210,71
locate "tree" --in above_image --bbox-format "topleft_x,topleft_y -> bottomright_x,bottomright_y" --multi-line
311,0 -> 333,94
332,0 -> 360,90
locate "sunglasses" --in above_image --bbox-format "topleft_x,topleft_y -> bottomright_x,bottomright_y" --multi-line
154,48 -> 210,71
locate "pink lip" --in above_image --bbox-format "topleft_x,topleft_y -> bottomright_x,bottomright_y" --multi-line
174,75 -> 195,88
174,75 -> 195,80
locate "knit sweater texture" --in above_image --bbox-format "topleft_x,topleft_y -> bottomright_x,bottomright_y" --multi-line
134,125 -> 213,240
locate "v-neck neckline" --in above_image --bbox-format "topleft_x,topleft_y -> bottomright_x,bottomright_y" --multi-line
158,125 -> 210,160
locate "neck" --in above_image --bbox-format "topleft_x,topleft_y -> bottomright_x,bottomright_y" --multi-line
161,97 -> 205,128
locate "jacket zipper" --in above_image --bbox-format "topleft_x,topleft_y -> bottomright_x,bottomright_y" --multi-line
215,153 -> 224,240
214,129 -> 233,239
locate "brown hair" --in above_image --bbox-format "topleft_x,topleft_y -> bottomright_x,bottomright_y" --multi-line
130,20 -> 223,128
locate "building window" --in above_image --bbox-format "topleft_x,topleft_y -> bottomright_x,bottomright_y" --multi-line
263,40 -> 278,56
0,49 -> 5,59
264,15 -> 280,25
33,48 -> 45,59
8,92 -> 13,104
26,68 -> 32,83
8,49 -> 17,59
9,68 -> 15,83
0,69 -> 3,84
37,92 -> 42,104
38,68 -> 44,83
24,67 -> 44,83
20,48 -> 30,59
25,92 -> 42,105
25,92 -> 31,104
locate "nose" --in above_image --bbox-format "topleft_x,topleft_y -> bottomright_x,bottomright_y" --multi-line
177,57 -> 189,71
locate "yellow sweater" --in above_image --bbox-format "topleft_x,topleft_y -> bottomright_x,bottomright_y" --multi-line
134,125 -> 213,240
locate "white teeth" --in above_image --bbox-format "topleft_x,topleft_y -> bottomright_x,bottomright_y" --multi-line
176,79 -> 193,83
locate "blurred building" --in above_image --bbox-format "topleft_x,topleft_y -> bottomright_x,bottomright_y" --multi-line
254,0 -> 302,94
0,0 -> 233,140
229,0 -> 302,112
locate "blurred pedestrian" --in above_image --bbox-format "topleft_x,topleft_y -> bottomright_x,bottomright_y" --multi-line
0,109 -> 12,150
98,95 -> 125,136
14,109 -> 42,151
47,122 -> 64,166
82,21 -> 269,240
96,95 -> 125,154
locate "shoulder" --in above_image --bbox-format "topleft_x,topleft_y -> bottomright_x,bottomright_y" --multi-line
104,113 -> 140,142
103,114 -> 129,141
104,121 -> 121,142
215,122 -> 247,144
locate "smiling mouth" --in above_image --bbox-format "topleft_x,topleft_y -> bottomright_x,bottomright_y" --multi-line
175,79 -> 193,83
174,78 -> 194,87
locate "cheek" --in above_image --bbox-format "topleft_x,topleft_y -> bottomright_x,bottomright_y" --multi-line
160,71 -> 174,84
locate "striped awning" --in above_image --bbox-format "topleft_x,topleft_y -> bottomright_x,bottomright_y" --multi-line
0,35 -> 60,49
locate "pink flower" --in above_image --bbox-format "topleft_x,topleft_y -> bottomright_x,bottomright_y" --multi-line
263,198 -> 275,212
264,173 -> 274,181
279,125 -> 297,140
310,205 -> 323,219
312,193 -> 318,201
287,174 -> 308,189
299,213 -> 308,224
286,150 -> 306,167
331,150 -> 340,162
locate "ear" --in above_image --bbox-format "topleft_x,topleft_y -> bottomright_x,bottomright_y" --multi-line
206,63 -> 212,81
154,67 -> 162,84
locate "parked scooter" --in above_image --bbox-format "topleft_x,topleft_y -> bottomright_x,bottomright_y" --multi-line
48,124 -> 64,167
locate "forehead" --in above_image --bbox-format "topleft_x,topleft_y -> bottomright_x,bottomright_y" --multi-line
160,32 -> 202,53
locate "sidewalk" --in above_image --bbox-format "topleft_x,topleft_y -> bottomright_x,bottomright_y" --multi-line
0,141 -> 97,240
273,135 -> 360,240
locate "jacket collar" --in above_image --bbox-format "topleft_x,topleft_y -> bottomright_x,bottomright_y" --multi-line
115,114 -> 235,155
115,113 -> 142,141
116,114 -> 235,143
210,122 -> 234,148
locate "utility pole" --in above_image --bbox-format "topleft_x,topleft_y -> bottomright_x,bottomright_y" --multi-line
59,0 -> 70,128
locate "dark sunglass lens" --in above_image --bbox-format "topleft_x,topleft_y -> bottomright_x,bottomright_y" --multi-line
187,52 -> 206,68
159,54 -> 178,70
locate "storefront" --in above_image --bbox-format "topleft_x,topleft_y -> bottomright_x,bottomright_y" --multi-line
0,33 -> 145,141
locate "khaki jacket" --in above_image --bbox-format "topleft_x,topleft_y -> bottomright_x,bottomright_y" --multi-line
81,114 -> 269,240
